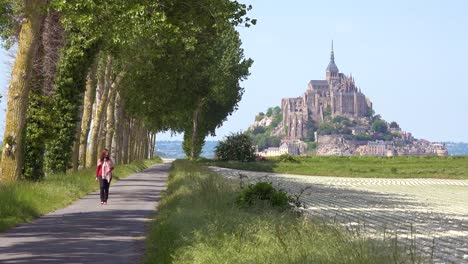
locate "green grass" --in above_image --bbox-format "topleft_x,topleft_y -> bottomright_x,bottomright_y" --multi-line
0,157 -> 162,232
143,160 -> 424,264
204,156 -> 468,179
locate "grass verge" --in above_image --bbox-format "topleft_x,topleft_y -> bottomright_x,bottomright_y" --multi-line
0,157 -> 162,232
143,160 -> 424,264
203,156 -> 468,179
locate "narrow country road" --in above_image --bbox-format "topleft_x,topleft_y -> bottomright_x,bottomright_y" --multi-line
210,166 -> 468,264
0,163 -> 169,264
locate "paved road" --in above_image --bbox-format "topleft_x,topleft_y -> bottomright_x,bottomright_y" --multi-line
0,163 -> 169,264
210,166 -> 468,264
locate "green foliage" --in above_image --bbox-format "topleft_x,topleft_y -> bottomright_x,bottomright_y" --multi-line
182,130 -> 205,159
270,108 -> 283,127
45,36 -> 99,173
237,181 -> 290,209
252,126 -> 266,135
356,133 -> 371,141
383,134 -> 394,141
265,106 -> 282,120
317,121 -> 351,135
215,132 -> 256,162
305,119 -> 316,141
307,142 -> 318,151
323,105 -> 332,119
252,133 -> 281,151
248,106 -> 283,150
372,119 -> 389,134
389,121 -> 400,129
277,154 -> 300,163
0,0 -> 22,48
23,92 -> 53,180
255,112 -> 265,121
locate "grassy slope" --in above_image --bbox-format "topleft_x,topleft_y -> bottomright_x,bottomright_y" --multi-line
205,156 -> 468,179
143,160 -> 422,264
0,158 -> 162,232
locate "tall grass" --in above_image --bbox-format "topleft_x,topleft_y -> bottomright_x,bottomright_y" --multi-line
205,156 -> 468,179
144,160 -> 424,264
0,158 -> 162,232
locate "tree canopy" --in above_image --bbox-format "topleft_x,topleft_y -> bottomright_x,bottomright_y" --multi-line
0,0 -> 255,181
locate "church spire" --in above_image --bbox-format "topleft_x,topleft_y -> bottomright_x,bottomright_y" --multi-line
331,40 -> 335,63
326,40 -> 339,74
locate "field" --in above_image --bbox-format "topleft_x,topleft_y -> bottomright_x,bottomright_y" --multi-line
0,158 -> 162,232
143,160 -> 424,264
203,156 -> 468,179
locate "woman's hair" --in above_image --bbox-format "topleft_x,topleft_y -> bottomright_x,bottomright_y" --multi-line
100,148 -> 109,162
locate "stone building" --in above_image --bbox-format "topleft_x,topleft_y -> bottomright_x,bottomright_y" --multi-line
256,140 -> 308,157
282,43 -> 372,139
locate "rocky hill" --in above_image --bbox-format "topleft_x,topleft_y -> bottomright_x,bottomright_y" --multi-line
247,46 -> 448,157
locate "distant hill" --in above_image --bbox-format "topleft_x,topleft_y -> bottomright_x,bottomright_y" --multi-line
445,142 -> 468,156
155,141 -> 218,159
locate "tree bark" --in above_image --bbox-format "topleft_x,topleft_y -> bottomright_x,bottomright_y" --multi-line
111,91 -> 122,164
105,84 -> 116,151
122,117 -> 130,164
0,1 -> 47,182
190,100 -> 204,160
78,60 -> 98,168
71,103 -> 84,171
86,56 -> 111,168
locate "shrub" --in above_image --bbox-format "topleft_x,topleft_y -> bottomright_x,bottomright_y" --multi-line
372,119 -> 388,134
252,126 -> 266,135
237,181 -> 290,209
278,154 -> 300,163
355,133 -> 370,141
215,132 -> 256,162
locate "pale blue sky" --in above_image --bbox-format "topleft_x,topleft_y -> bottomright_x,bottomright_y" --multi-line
1,0 -> 467,142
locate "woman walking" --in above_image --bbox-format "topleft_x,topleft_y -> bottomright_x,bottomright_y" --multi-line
96,148 -> 114,205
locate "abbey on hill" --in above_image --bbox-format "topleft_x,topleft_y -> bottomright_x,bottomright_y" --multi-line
282,42 -> 372,139
249,43 -> 448,157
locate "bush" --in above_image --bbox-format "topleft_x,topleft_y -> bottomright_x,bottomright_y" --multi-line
355,133 -> 370,141
278,154 -> 300,163
252,126 -> 266,135
372,119 -> 388,134
237,181 -> 290,209
215,132 -> 256,162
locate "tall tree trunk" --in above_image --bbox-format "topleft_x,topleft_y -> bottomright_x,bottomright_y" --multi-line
87,80 -> 109,167
23,9 -> 64,180
190,100 -> 205,160
78,60 -> 98,168
0,1 -> 47,182
111,91 -> 122,164
71,103 -> 84,171
105,85 -> 116,151
97,104 -> 107,156
150,133 -> 156,159
122,117 -> 130,164
97,56 -> 113,156
128,119 -> 134,163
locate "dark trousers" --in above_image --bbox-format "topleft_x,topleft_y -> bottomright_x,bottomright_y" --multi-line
98,176 -> 111,202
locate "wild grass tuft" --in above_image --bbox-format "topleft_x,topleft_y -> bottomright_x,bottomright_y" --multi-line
143,160 -> 424,264
0,158 -> 162,232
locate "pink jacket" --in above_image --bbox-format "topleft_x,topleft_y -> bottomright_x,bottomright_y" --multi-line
97,159 -> 114,182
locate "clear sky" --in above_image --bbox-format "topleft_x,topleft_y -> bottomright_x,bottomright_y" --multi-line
1,0 -> 467,142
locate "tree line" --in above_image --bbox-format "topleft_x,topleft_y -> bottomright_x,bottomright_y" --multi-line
0,0 -> 254,182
